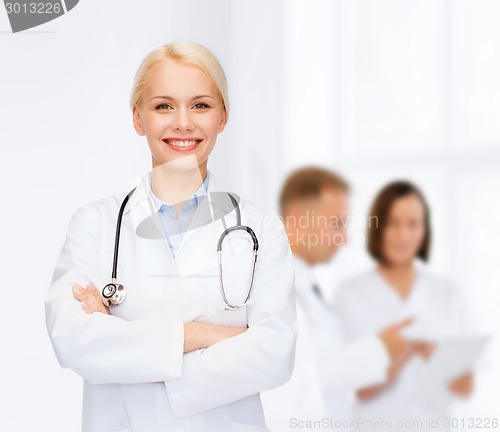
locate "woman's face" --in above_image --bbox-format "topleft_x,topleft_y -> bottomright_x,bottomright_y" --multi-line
381,193 -> 426,266
132,59 -> 226,172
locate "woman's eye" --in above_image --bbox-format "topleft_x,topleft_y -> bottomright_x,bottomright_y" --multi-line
193,103 -> 210,109
155,103 -> 171,110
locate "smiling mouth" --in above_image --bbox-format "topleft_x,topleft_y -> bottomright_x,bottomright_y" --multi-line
162,138 -> 203,148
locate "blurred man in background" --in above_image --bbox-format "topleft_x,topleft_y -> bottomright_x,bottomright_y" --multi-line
261,167 -> 423,432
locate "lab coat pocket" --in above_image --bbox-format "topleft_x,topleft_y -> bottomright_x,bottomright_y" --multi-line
231,421 -> 271,432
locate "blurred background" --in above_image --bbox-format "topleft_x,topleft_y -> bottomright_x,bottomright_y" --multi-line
0,0 -> 499,430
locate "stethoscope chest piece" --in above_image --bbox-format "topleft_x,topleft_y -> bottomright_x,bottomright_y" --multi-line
102,281 -> 126,307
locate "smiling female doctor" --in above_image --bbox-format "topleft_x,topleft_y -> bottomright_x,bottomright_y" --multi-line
44,41 -> 296,432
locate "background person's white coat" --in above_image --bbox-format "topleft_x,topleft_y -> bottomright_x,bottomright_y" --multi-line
261,255 -> 390,431
333,266 -> 478,431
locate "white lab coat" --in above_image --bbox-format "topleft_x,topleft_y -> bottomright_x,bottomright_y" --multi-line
334,265 -> 469,432
261,256 -> 390,432
44,168 -> 297,432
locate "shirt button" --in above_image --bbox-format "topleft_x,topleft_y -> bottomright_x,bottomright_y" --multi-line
182,216 -> 188,222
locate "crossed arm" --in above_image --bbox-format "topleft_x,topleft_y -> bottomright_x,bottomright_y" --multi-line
71,282 -> 247,353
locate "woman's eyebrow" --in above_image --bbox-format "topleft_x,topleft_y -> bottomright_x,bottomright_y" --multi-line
150,95 -> 173,101
191,95 -> 215,100
150,95 -> 215,101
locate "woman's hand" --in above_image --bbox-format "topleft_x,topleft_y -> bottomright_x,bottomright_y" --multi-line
449,370 -> 474,398
183,322 -> 248,353
72,282 -> 111,315
357,335 -> 434,401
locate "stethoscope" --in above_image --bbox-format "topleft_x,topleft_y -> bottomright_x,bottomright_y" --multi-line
101,188 -> 259,311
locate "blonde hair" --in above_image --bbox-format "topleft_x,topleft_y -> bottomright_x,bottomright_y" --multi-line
130,41 -> 229,121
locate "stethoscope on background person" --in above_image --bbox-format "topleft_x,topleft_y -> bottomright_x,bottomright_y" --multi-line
101,188 -> 259,310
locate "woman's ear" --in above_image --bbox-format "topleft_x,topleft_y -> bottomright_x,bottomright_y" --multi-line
217,110 -> 227,133
132,106 -> 145,136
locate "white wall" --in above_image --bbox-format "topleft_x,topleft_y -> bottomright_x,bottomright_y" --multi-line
1,0 -> 499,430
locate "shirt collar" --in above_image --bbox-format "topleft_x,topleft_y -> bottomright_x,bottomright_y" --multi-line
149,170 -> 210,212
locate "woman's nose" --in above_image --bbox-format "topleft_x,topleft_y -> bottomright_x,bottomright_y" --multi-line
172,109 -> 194,131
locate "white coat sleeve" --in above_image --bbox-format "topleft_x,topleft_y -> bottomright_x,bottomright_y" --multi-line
164,209 -> 297,418
44,203 -> 185,385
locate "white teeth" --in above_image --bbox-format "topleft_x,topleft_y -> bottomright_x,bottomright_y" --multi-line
167,140 -> 199,147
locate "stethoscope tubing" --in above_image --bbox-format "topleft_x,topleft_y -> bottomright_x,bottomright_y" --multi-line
111,187 -> 137,282
102,188 -> 259,310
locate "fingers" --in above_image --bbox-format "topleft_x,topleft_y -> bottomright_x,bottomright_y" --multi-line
411,339 -> 435,349
382,317 -> 414,338
455,370 -> 473,382
72,284 -> 92,305
449,371 -> 474,397
72,284 -> 86,300
81,301 -> 93,314
72,283 -> 105,314
410,340 -> 437,361
87,283 -> 101,299
395,317 -> 414,329
72,283 -> 100,299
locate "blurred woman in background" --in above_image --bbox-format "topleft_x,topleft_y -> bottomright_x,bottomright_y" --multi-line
334,181 -> 473,431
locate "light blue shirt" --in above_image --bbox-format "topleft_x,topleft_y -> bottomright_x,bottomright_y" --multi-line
149,171 -> 210,258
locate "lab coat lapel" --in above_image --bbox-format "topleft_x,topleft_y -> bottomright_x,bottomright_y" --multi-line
123,171 -> 161,236
121,170 -> 174,276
